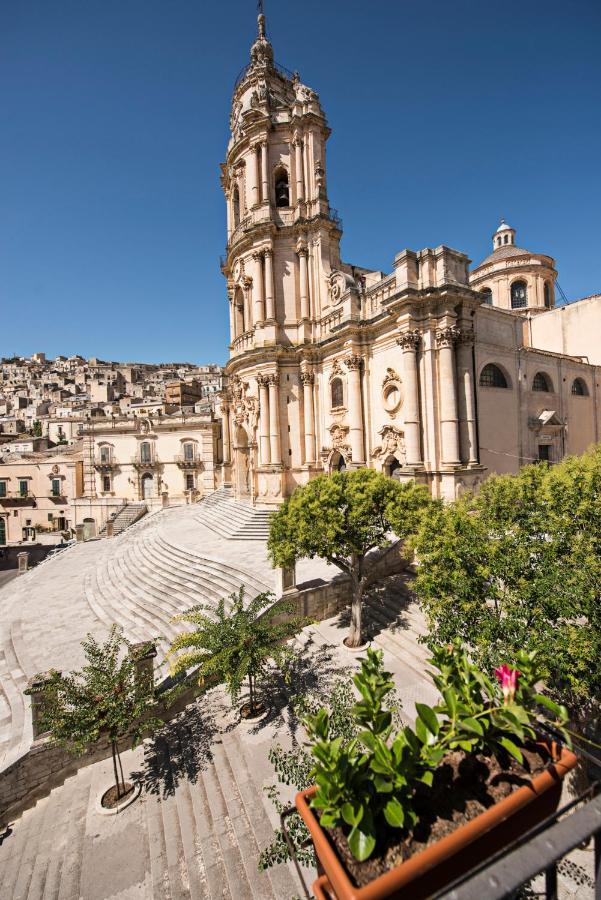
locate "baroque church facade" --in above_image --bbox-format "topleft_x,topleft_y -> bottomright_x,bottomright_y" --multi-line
218,15 -> 601,503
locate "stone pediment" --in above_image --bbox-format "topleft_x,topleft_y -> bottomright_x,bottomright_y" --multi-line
529,409 -> 564,432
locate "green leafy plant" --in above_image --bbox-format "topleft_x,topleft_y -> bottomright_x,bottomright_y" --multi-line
35,626 -> 161,799
269,469 -> 432,647
299,646 -> 571,864
168,588 -> 305,716
259,670 -> 403,870
426,641 -> 569,765
304,649 -> 431,861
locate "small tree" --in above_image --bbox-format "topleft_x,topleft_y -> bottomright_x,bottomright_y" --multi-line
268,469 -> 432,647
37,627 -> 161,799
32,419 -> 42,438
168,588 -> 304,717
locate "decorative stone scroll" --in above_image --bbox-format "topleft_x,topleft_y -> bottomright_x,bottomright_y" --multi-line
229,375 -> 258,430
371,425 -> 407,464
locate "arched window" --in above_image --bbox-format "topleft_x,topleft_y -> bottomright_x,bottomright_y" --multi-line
544,283 -> 551,308
274,167 -> 289,208
532,372 -> 552,392
232,186 -> 240,228
479,364 -> 508,388
504,234 -> 509,244
571,378 -> 588,396
331,377 -> 344,409
480,288 -> 493,306
511,281 -> 528,309
140,441 -> 152,463
99,445 -> 111,463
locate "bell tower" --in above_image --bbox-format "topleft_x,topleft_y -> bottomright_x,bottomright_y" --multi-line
220,11 -> 344,503
221,12 -> 342,352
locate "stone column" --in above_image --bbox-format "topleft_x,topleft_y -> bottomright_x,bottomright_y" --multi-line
243,278 -> 253,332
297,244 -> 310,319
130,641 -> 157,699
264,249 -> 275,320
221,402 -> 231,465
257,375 -> 271,464
225,190 -> 232,241
396,330 -> 423,467
268,373 -> 281,464
228,292 -> 236,339
457,328 -> 478,465
300,371 -> 315,463
252,252 -> 265,323
436,327 -> 461,467
26,671 -> 57,740
252,144 -> 260,207
294,133 -> 304,203
260,141 -> 269,203
346,354 -> 365,464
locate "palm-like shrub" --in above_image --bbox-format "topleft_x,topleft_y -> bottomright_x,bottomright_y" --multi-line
168,589 -> 304,716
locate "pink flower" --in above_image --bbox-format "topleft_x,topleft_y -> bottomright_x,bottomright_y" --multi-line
495,663 -> 520,704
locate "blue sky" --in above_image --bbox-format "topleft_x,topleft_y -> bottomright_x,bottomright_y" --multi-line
1,0 -> 600,364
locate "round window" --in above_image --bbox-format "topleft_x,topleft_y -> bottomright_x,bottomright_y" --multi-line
383,382 -> 402,413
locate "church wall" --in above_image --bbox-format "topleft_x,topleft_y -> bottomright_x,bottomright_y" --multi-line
529,294 -> 601,365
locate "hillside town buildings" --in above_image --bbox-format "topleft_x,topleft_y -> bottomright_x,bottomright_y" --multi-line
218,14 -> 601,504
0,357 -> 223,545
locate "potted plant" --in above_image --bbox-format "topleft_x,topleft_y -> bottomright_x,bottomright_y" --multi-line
294,644 -> 577,900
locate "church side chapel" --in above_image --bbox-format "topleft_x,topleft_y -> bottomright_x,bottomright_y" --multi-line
218,13 -> 601,503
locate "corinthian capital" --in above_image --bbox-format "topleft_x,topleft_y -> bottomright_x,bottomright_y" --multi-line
345,354 -> 363,372
396,329 -> 421,351
435,326 -> 461,347
300,370 -> 314,385
457,326 -> 475,346
256,373 -> 269,387
267,372 -> 279,386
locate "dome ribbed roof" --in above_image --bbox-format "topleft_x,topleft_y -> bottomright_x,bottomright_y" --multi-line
475,244 -> 533,268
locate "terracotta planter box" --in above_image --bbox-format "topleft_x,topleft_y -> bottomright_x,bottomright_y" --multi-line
295,741 -> 577,900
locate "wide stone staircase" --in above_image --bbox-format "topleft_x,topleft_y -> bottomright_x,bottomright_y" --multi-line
99,501 -> 147,537
194,488 -> 273,541
0,682 -> 309,900
84,508 -> 273,677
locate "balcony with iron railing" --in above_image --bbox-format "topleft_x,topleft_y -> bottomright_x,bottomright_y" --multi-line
175,452 -> 203,468
131,451 -> 159,468
94,454 -> 117,470
0,490 -> 36,506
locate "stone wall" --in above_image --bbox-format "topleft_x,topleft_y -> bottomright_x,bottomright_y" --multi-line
274,539 -> 412,623
0,675 -> 204,825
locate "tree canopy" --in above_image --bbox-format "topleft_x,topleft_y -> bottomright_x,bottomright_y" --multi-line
412,446 -> 601,716
268,469 -> 432,646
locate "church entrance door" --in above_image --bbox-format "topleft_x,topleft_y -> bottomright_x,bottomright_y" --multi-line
141,473 -> 154,499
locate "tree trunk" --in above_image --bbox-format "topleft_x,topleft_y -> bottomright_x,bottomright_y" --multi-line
116,741 -> 125,796
346,571 -> 365,647
111,741 -> 121,798
248,673 -> 255,715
